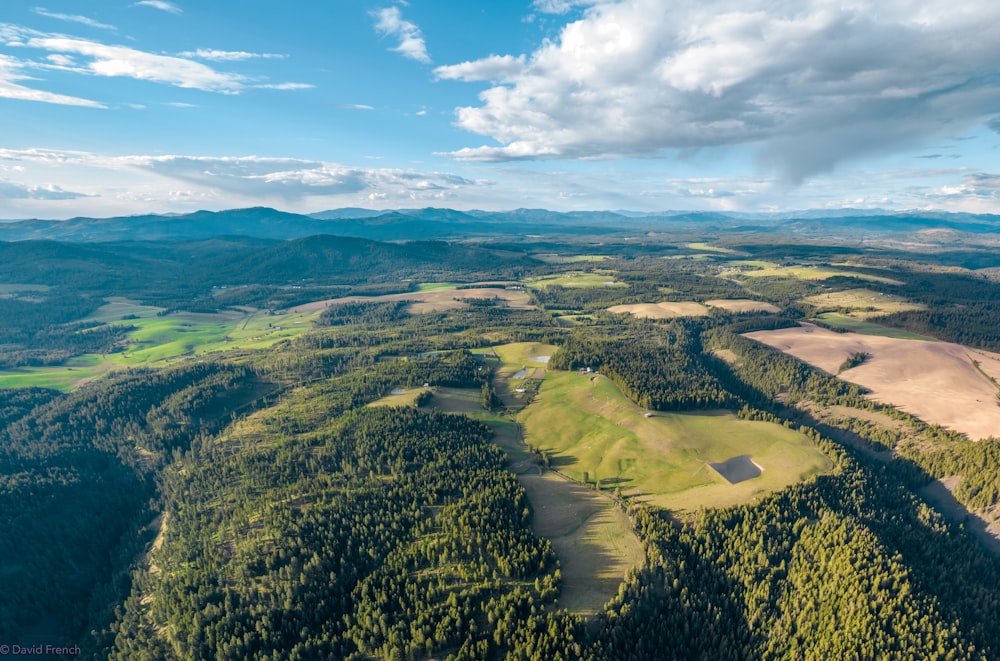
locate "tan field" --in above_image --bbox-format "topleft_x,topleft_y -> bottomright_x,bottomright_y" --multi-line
705,299 -> 782,314
608,301 -> 711,318
287,287 -> 535,314
745,323 -> 1000,440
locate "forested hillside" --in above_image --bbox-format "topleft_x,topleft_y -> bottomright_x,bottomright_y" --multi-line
2,229 -> 1000,659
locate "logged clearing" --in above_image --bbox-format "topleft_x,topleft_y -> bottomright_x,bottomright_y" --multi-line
745,323 -> 1000,440
518,370 -> 831,511
608,302 -> 710,318
287,287 -> 534,314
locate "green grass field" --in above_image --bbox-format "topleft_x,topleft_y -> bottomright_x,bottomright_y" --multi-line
523,272 -> 626,289
685,242 -> 739,254
813,313 -> 937,340
801,288 -> 923,318
518,370 -> 832,511
403,378 -> 643,617
0,298 -> 322,390
724,260 -> 903,285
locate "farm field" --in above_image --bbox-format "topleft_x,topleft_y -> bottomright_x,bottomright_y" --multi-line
287,286 -> 534,314
523,272 -> 626,289
531,253 -> 610,264
608,299 -> 781,319
745,323 -> 1000,440
517,472 -> 643,616
0,298 -> 321,390
517,370 -> 832,511
812,313 -> 936,340
800,287 -> 923,318
377,379 -> 644,616
723,260 -> 904,285
607,301 -> 710,318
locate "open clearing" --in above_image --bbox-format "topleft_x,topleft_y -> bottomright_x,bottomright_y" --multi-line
812,313 -> 936,340
800,287 -> 923,319
608,299 -> 781,318
723,260 -> 904,285
409,380 -> 643,616
518,473 -> 643,616
489,342 -> 555,409
608,302 -> 710,318
523,272 -> 626,289
745,323 -> 1000,440
705,299 -> 782,313
287,286 -> 535,315
0,298 -> 321,390
532,254 -> 611,264
518,370 -> 831,511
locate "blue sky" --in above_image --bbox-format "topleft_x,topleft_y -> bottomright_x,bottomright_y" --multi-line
2,0 -> 1000,218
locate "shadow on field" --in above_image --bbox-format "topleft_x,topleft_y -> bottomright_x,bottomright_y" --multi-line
517,472 -> 643,617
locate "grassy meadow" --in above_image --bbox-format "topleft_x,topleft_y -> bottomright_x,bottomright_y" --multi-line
0,298 -> 321,390
518,370 -> 832,511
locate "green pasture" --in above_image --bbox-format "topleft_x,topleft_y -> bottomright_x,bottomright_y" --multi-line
724,260 -> 903,285
0,354 -> 115,391
416,282 -> 463,291
518,370 -> 832,511
685,242 -> 739,254
523,272 -> 626,289
0,299 -> 321,389
812,313 -> 937,340
800,288 -> 923,318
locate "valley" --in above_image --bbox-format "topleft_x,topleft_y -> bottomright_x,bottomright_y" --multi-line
1,208 -> 1000,659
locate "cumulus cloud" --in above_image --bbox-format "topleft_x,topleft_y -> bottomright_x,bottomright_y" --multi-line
435,54 -> 525,82
132,1 -> 182,14
373,7 -> 430,63
31,8 -> 116,30
442,0 -> 1000,183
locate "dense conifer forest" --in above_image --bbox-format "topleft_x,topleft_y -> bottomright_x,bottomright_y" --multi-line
2,226 -> 1000,659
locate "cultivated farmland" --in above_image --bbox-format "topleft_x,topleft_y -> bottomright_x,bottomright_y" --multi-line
745,323 -> 1000,440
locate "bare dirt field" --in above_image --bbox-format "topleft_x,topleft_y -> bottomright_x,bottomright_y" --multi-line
705,299 -> 782,313
609,299 -> 781,319
608,302 -> 710,318
287,287 -> 535,314
745,323 -> 1000,440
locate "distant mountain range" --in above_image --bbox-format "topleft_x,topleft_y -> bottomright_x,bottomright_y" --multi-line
1,206 -> 998,243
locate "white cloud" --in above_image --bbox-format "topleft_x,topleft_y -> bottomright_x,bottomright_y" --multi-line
435,54 -> 525,82
31,8 -> 116,31
373,7 -> 430,63
443,0 -> 1000,184
132,1 -> 182,14
531,0 -> 599,14
337,103 -> 375,110
2,25 -> 308,95
0,149 -> 483,216
0,53 -> 105,107
0,178 -> 87,200
179,49 -> 287,61
26,35 -> 247,92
